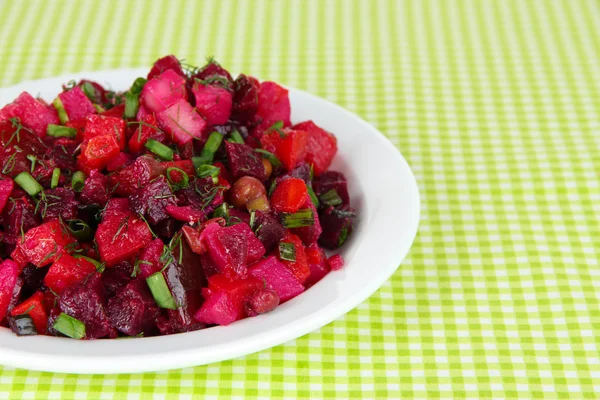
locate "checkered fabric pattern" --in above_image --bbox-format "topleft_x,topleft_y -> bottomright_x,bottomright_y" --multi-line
1,0 -> 599,398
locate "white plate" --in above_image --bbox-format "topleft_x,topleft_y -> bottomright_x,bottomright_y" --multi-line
0,69 -> 419,374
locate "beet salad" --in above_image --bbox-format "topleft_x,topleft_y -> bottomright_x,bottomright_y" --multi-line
0,55 -> 355,339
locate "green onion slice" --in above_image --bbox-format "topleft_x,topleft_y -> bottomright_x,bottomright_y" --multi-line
254,149 -> 282,168
279,242 -> 296,262
145,138 -> 173,161
71,171 -> 86,192
67,219 -> 93,241
47,124 -> 77,138
73,254 -> 105,271
81,82 -> 97,102
192,132 -> 223,169
53,313 -> 86,339
146,272 -> 177,310
319,189 -> 342,207
165,167 -> 189,190
307,186 -> 319,208
51,168 -> 61,189
281,208 -> 314,228
196,164 -> 220,183
228,130 -> 244,144
212,203 -> 229,219
14,171 -> 43,197
53,97 -> 69,124
123,78 -> 147,119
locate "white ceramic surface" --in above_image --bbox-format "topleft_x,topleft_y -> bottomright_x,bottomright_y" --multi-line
0,69 -> 420,374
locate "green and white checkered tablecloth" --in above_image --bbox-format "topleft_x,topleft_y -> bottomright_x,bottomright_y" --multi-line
1,0 -> 600,398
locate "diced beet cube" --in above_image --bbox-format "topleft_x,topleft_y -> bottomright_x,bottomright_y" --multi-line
141,69 -> 187,114
231,74 -> 260,124
107,278 -> 161,336
103,197 -> 130,216
0,92 -> 59,137
95,212 -> 153,266
165,205 -> 205,223
153,217 -> 180,240
248,256 -> 304,303
293,121 -> 337,176
313,171 -> 350,206
224,141 -> 267,181
2,197 -> 39,247
288,163 -> 312,184
65,117 -> 88,142
318,206 -> 354,249
83,115 -> 127,150
19,263 -> 48,299
252,81 -> 291,136
290,195 -> 322,246
181,225 -> 203,255
101,261 -> 133,298
193,61 -> 234,84
328,254 -> 344,271
58,86 -> 96,121
135,238 -> 165,279
270,177 -> 308,213
156,99 -> 207,146
76,134 -> 120,173
101,103 -> 125,118
128,114 -> 166,153
253,211 -> 286,252
80,169 -> 110,207
177,177 -> 225,214
276,129 -> 308,171
192,83 -> 233,126
277,232 -> 310,284
36,187 -> 79,222
304,244 -> 330,288
195,273 -> 263,325
129,175 -> 176,225
44,253 -> 97,295
147,55 -> 186,80
10,291 -> 48,334
59,272 -> 113,339
106,152 -> 134,172
0,260 -> 20,321
109,155 -> 164,196
0,178 -> 13,214
12,219 -> 75,267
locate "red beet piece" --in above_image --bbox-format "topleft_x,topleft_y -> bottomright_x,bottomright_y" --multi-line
147,55 -> 186,80
83,115 -> 127,150
109,155 -> 164,196
312,171 -> 350,206
253,211 -> 286,252
156,99 -> 207,146
80,169 -> 110,207
304,243 -> 330,288
49,137 -> 78,170
95,212 -> 153,266
76,134 -> 120,173
107,278 -> 161,336
59,272 -> 113,339
10,291 -> 48,334
192,82 -> 233,126
36,187 -> 79,222
137,238 -> 165,279
141,69 -> 187,114
0,92 -> 59,137
276,232 -> 310,284
79,80 -> 111,104
0,260 -> 20,322
58,86 -> 96,121
103,197 -> 130,216
244,288 -> 279,317
276,129 -> 308,171
101,261 -> 133,298
2,196 -> 39,247
293,121 -> 337,176
19,263 -> 48,299
65,117 -> 87,142
129,175 -> 176,225
224,141 -> 267,181
290,195 -> 322,246
318,206 -> 354,249
12,219 -> 75,267
270,177 -> 308,213
165,205 -> 205,223
0,178 -> 13,214
194,274 -> 263,325
106,152 -> 134,173
328,254 -> 344,271
248,256 -> 304,303
44,253 -> 97,295
193,61 -> 234,84
252,81 -> 291,135
231,74 -> 260,124
128,113 -> 166,153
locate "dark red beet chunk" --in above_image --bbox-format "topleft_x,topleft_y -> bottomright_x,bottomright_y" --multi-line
37,187 -> 79,222
129,176 -> 176,225
318,206 -> 354,249
254,211 -> 286,252
230,74 -> 260,124
59,272 -> 113,339
313,171 -> 350,206
193,61 -> 234,85
107,278 -> 161,336
224,142 -> 266,181
2,197 -> 40,247
80,169 -> 110,207
101,261 -> 133,298
147,55 -> 186,80
19,263 -> 48,299
49,138 -> 78,170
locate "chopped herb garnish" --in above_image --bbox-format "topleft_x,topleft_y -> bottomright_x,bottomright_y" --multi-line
47,124 -> 77,138
53,97 -> 69,124
228,130 -> 244,144
26,154 -> 36,173
123,77 -> 147,118
53,313 -> 86,339
319,189 -> 342,207
338,227 -> 349,247
146,272 -> 177,310
267,120 -> 285,137
281,208 -> 314,228
249,210 -> 256,229
71,171 -> 86,192
81,81 -> 97,102
255,149 -> 282,168
67,219 -> 93,241
307,186 -> 319,208
279,242 -> 296,262
192,131 -> 223,169
212,202 -> 229,219
145,138 -> 173,161
14,171 -> 43,197
51,168 -> 61,189
196,164 -> 220,184
165,167 -> 190,190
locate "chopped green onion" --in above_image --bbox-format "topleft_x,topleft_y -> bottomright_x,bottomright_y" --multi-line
279,242 -> 296,262
67,219 -> 92,241
254,149 -> 282,168
165,167 -> 190,190
14,171 -> 43,197
269,121 -> 283,131
51,168 -> 61,189
212,203 -> 229,219
268,180 -> 277,196
73,255 -> 105,272
53,97 -> 69,124
196,164 -> 220,183
71,171 -> 86,192
307,186 -> 319,208
281,208 -> 314,228
26,154 -> 36,173
338,227 -> 349,247
249,210 -> 256,229
192,132 -> 223,170
319,189 -> 342,207
123,78 -> 147,119
53,313 -> 86,339
228,130 -> 244,144
145,138 -> 173,161
146,272 -> 177,310
94,104 -> 106,113
81,82 -> 97,102
47,124 -> 77,138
